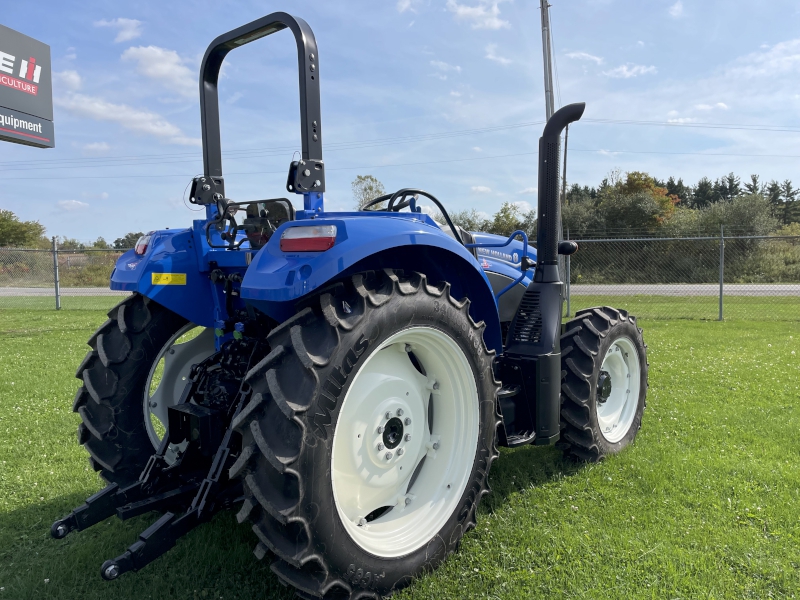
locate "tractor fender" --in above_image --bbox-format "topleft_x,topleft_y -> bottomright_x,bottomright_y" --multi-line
109,228 -> 216,327
241,213 -> 503,353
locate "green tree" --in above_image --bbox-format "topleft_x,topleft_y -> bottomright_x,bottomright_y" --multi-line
92,237 -> 111,249
114,232 -> 145,249
765,180 -> 782,206
666,176 -> 690,204
744,174 -> 761,196
781,180 -> 798,225
449,208 -> 489,232
352,175 -> 386,210
692,177 -> 716,208
486,202 -> 524,237
0,210 -> 46,247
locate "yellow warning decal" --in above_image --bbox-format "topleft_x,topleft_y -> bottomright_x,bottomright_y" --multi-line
151,273 -> 187,285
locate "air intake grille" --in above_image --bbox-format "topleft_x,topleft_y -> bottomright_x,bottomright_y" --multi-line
511,290 -> 542,344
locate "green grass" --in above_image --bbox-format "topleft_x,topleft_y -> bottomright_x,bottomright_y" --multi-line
1,308 -> 799,599
0,295 -> 128,311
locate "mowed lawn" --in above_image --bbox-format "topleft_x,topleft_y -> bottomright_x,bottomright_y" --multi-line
0,306 -> 798,599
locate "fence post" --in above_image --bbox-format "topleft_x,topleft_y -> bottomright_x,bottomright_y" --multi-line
565,228 -> 571,317
718,225 -> 724,321
52,236 -> 61,310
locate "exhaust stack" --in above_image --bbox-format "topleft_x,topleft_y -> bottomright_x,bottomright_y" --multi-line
503,102 -> 585,446
535,102 -> 585,283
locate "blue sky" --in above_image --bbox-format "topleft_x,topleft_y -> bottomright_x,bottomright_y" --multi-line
2,0 -> 799,241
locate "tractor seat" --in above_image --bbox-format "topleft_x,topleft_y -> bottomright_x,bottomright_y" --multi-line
440,223 -> 478,258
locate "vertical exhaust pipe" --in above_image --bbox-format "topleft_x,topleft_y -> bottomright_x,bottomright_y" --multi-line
536,102 -> 585,283
504,102 -> 585,446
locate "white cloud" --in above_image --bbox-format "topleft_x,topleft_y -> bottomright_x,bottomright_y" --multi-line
471,185 -> 492,194
485,44 -> 511,66
55,93 -> 200,146
430,60 -> 461,73
450,90 -> 462,97
667,117 -> 698,123
513,200 -> 533,213
446,0 -> 510,30
81,142 -> 111,153
65,47 -> 77,60
668,1 -> 683,17
637,41 -> 645,47
94,18 -> 143,43
397,0 -> 419,13
566,51 -> 604,65
603,64 -> 657,78
518,187 -> 537,195
472,146 -> 482,152
695,102 -> 729,110
53,70 -> 82,91
58,200 -> 89,211
122,46 -> 195,99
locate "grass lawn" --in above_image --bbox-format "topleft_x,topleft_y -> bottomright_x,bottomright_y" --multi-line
0,307 -> 798,599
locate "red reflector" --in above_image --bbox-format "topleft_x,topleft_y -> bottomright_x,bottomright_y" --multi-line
280,237 -> 336,252
134,235 -> 151,256
280,225 -> 337,252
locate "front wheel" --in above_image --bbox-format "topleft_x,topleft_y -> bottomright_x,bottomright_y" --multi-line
559,306 -> 648,462
230,270 -> 500,598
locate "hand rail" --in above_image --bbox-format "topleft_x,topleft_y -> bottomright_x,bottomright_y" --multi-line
465,230 -> 532,300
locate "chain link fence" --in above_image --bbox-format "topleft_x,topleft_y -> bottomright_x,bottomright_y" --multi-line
566,232 -> 800,321
0,241 -> 130,310
2,234 -> 799,320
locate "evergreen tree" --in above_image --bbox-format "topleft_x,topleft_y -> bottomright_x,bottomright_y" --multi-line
723,172 -> 741,199
765,180 -> 782,206
692,177 -> 715,208
666,176 -> 690,204
781,180 -> 798,225
744,174 -> 761,196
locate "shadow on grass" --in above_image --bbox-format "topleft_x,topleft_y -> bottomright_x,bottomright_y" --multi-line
0,490 -> 293,600
482,443 -> 583,514
0,445 -> 581,599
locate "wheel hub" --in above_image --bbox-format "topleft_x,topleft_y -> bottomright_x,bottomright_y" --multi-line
597,370 -> 612,404
382,417 -> 404,449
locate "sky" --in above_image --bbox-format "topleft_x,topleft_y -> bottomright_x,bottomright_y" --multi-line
1,0 -> 799,242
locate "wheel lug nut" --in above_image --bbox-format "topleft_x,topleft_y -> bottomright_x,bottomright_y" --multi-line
396,408 -> 404,417
432,442 -> 439,450
433,381 -> 439,390
149,401 -> 157,408
404,418 -> 411,426
385,411 -> 392,420
404,433 -> 411,442
385,452 -> 393,460
397,448 -> 404,456
358,517 -> 366,527
377,443 -> 384,451
377,426 -> 384,434
405,497 -> 412,505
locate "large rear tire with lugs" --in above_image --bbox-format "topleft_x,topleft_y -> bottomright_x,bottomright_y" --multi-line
559,306 -> 648,462
72,293 -> 215,486
230,269 -> 500,599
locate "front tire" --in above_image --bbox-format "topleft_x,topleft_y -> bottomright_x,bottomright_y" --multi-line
559,306 -> 648,462
230,270 -> 500,599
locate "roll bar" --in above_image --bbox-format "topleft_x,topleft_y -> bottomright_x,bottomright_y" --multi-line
198,12 -> 324,192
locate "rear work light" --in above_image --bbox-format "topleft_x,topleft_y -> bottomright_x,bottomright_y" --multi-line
134,235 -> 152,256
280,225 -> 337,252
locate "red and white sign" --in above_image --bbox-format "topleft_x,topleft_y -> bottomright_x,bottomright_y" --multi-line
0,50 -> 41,96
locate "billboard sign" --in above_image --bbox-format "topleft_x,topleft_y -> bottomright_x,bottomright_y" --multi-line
0,23 -> 54,148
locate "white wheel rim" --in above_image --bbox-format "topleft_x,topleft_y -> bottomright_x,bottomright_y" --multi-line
143,324 -> 216,463
596,336 -> 641,444
331,326 -> 480,557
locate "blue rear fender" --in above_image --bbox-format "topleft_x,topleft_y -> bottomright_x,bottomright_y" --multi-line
241,213 -> 503,353
110,228 -> 215,327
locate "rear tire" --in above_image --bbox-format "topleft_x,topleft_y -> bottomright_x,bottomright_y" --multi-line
559,306 -> 648,462
230,269 -> 500,599
73,294 -> 196,486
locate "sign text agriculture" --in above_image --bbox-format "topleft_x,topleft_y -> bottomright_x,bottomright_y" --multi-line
0,24 -> 54,148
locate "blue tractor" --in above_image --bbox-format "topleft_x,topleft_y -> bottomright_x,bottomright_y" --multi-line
53,12 -> 648,599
